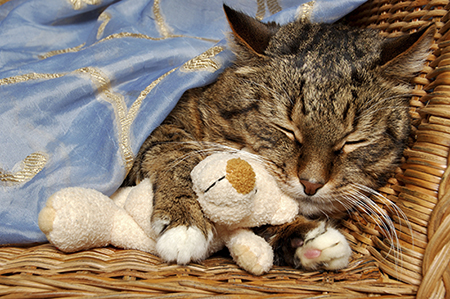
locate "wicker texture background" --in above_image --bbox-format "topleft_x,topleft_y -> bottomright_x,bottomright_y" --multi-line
344,1 -> 450,298
1,0 -> 449,298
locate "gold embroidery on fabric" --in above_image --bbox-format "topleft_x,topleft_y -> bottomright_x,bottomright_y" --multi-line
101,32 -> 166,42
1,68 -> 135,172
100,32 -> 219,43
0,152 -> 48,185
75,66 -> 184,173
69,0 -> 101,10
0,66 -> 178,174
128,46 -> 225,151
97,12 -> 111,40
181,46 -> 224,72
150,0 -> 219,43
267,0 -> 282,15
0,73 -> 65,85
299,1 -> 315,22
38,9 -> 219,59
38,32 -> 219,59
256,0 -> 266,20
153,0 -> 171,37
1,47 -> 223,174
75,67 -> 135,170
39,43 -> 86,60
256,0 -> 282,20
128,67 -> 178,135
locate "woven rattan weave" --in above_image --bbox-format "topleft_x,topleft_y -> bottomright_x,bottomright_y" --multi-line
1,0 -> 449,298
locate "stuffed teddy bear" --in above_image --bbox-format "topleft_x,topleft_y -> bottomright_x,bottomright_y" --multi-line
191,153 -> 299,274
38,151 -> 299,275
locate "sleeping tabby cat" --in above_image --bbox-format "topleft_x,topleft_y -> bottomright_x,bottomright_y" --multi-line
123,5 -> 435,271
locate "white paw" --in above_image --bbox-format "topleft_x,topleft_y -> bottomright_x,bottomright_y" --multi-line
296,222 -> 351,271
155,226 -> 213,264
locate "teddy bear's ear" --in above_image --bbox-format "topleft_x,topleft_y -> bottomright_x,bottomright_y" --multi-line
223,4 -> 279,57
226,158 -> 255,194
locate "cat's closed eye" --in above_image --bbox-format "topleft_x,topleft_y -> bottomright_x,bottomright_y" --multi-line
333,138 -> 369,155
274,124 -> 302,146
341,139 -> 369,154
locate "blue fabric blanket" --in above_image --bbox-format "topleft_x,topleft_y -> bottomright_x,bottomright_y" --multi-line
0,0 -> 366,245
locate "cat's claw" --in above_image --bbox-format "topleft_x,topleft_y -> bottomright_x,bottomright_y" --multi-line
295,222 -> 352,271
155,225 -> 213,264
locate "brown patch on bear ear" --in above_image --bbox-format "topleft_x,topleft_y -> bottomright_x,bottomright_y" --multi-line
223,4 -> 278,56
226,158 -> 255,194
379,24 -> 436,79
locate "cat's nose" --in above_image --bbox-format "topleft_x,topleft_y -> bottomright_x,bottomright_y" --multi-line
300,180 -> 324,196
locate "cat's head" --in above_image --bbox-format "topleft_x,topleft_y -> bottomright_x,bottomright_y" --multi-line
221,5 -> 435,216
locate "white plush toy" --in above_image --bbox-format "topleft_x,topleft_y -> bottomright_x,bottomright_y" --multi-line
38,152 -> 299,275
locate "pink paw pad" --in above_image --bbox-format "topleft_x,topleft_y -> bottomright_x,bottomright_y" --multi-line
304,249 -> 321,259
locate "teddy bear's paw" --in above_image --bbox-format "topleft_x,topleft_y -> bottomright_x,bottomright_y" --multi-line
231,242 -> 273,275
227,230 -> 273,275
155,225 -> 213,265
295,221 -> 352,271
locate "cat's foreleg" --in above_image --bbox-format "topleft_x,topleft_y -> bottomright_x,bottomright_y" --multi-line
126,126 -> 215,264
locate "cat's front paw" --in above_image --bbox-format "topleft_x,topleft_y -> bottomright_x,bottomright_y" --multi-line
295,222 -> 351,271
155,224 -> 214,264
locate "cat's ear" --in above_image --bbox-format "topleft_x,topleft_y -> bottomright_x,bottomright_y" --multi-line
379,24 -> 436,79
223,4 -> 278,57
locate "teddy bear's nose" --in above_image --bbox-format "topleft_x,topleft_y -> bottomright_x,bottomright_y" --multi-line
300,180 -> 324,196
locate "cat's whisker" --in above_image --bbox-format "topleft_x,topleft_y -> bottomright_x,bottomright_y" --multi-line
332,195 -> 354,213
154,143 -> 230,178
331,191 -> 400,261
346,189 -> 398,247
280,85 -> 294,106
341,193 -> 402,267
340,192 -> 395,245
352,184 -> 410,224
157,141 -> 271,179
343,185 -> 406,272
352,183 -> 413,250
352,184 -> 411,241
241,98 -> 263,102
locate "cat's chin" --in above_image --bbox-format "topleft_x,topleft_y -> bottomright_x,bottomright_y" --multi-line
298,196 -> 349,218
294,199 -> 335,217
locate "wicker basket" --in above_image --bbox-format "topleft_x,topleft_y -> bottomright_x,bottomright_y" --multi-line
1,0 -> 449,298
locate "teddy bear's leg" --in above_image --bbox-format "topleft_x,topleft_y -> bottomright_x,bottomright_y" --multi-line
109,212 -> 157,253
118,178 -> 155,239
39,187 -> 118,252
224,228 -> 273,275
39,187 -> 156,253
